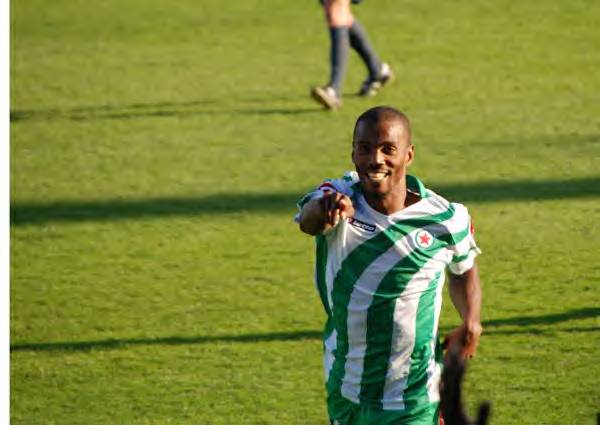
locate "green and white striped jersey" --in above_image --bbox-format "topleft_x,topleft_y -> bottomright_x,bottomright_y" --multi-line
297,172 -> 480,413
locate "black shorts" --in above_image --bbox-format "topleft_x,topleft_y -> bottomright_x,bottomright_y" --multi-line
319,0 -> 364,5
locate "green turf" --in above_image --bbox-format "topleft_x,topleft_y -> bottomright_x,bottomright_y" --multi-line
10,0 -> 600,423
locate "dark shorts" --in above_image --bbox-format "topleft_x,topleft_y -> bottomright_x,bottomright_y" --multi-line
319,0 -> 364,5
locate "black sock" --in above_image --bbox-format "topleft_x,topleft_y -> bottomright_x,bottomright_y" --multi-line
349,20 -> 381,80
328,26 -> 349,96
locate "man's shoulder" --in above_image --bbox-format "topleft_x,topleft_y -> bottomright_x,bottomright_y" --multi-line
423,187 -> 471,223
296,171 -> 360,212
318,171 -> 360,196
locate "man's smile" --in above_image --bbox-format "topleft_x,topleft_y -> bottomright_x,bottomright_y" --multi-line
366,171 -> 390,182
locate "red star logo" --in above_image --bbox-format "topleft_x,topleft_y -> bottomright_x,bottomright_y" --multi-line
419,232 -> 431,246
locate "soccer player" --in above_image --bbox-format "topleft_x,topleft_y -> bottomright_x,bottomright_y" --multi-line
296,106 -> 483,424
311,0 -> 394,110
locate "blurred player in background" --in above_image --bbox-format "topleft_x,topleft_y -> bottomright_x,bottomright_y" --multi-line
312,0 -> 394,110
296,106 -> 483,424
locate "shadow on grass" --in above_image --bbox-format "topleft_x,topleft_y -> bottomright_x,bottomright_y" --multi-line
431,177 -> 600,204
10,330 -> 322,353
11,176 -> 600,226
11,193 -> 301,226
440,306 -> 600,336
10,97 -> 321,122
10,307 -> 599,353
481,307 -> 600,327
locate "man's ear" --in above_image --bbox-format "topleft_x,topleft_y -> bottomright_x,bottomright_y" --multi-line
406,144 -> 415,166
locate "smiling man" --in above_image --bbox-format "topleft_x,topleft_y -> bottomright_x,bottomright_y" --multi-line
296,106 -> 483,425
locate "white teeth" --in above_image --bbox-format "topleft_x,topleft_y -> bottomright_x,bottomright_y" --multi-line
367,172 -> 387,182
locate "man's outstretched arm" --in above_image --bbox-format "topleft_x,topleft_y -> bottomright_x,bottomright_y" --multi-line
446,263 -> 483,359
298,191 -> 355,236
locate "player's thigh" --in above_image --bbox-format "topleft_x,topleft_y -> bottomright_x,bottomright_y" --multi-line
323,0 -> 353,26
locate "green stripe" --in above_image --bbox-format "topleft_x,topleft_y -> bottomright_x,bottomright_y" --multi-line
434,222 -> 469,246
452,246 -> 476,263
358,239 -> 448,406
403,274 -> 442,412
326,205 -> 456,400
315,235 -> 332,319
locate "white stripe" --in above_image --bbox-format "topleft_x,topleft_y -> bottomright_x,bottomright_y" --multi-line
324,220 -> 368,313
448,234 -> 481,275
381,252 -> 448,410
426,280 -> 445,403
324,329 -> 338,382
452,233 -> 476,254
379,294 -> 415,410
448,250 -> 478,275
356,193 -> 450,227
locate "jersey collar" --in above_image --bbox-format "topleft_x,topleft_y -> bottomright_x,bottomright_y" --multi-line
406,174 -> 427,199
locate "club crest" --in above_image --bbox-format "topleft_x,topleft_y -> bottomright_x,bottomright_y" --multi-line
415,230 -> 434,248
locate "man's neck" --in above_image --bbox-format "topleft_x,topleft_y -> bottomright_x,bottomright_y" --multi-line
365,185 -> 420,215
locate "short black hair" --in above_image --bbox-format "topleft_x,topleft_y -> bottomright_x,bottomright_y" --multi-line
353,106 -> 411,144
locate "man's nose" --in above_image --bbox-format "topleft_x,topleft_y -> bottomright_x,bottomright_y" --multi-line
370,149 -> 384,165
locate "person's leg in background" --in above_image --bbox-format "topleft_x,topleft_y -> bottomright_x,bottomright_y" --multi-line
312,0 -> 394,109
311,0 -> 353,109
348,18 -> 394,97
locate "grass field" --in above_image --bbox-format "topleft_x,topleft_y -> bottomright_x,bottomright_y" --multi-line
9,0 -> 600,424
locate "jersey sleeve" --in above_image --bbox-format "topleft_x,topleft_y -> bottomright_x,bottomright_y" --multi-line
447,204 -> 481,275
294,171 -> 359,223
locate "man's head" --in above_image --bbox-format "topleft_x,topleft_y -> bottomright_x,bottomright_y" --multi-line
352,106 -> 414,200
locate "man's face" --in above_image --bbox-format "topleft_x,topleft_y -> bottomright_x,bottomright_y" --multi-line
352,118 -> 414,198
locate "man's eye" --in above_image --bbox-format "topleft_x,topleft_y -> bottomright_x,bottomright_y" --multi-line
382,146 -> 396,155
